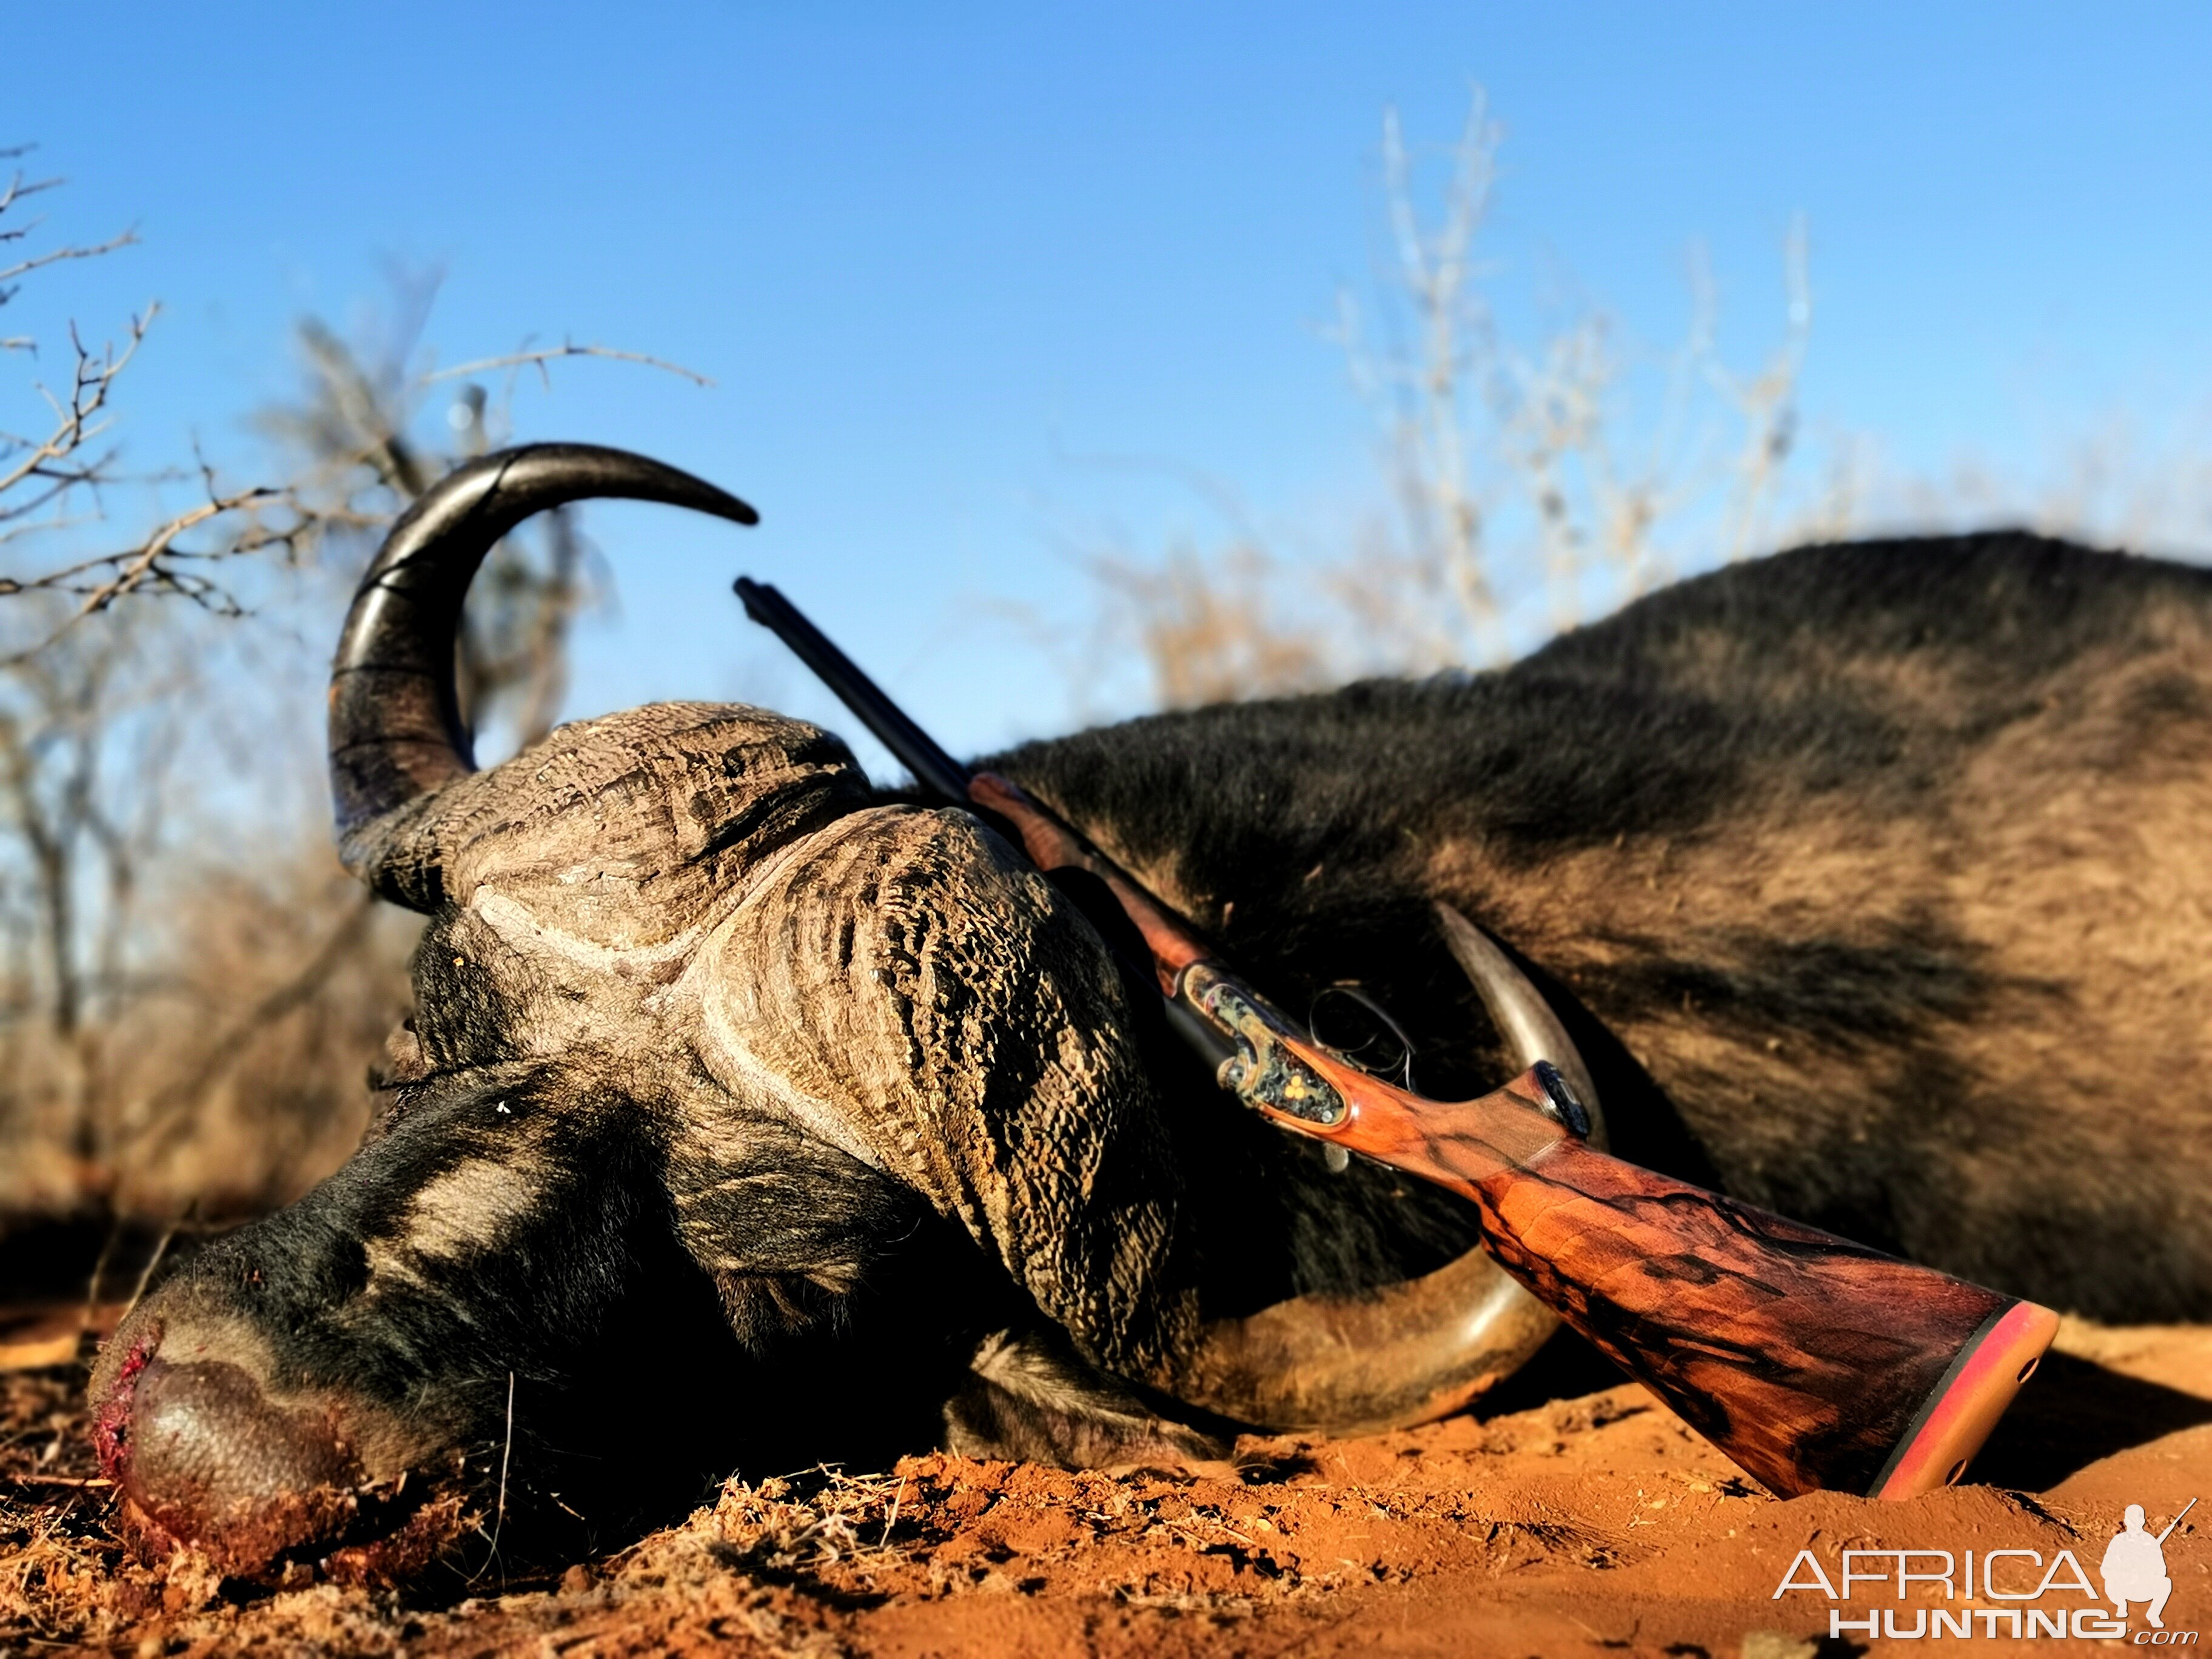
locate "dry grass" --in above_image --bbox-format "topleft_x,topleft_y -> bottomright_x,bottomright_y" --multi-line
0,1334 -> 126,1647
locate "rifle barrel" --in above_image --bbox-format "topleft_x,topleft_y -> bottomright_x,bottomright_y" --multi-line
733,577 -> 973,803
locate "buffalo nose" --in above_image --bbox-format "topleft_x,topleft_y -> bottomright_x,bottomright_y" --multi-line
94,1333 -> 361,1571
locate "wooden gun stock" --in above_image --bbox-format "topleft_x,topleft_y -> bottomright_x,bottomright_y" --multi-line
1192,1003 -> 2053,1500
736,578 -> 2058,1500
965,771 -> 2057,1500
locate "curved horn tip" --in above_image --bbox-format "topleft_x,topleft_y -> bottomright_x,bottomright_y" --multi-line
1434,902 -> 1604,1134
326,442 -> 759,899
434,441 -> 759,531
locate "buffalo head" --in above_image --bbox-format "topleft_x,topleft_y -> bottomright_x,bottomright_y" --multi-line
89,446 -> 1582,1580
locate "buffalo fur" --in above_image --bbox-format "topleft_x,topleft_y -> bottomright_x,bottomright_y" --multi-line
996,531 -> 2212,1321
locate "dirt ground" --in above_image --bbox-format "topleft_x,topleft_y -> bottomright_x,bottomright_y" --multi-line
3,1305 -> 2207,1659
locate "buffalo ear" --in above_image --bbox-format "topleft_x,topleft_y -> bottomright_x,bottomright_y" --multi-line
689,802 -> 1204,1383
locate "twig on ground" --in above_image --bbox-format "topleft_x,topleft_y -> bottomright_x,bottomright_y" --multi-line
1,1475 -> 110,1489
496,1370 -> 515,1539
469,1369 -> 517,1586
76,1225 -> 118,1335
119,1217 -> 179,1324
881,1472 -> 906,1548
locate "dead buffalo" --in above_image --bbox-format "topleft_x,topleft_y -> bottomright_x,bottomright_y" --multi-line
89,444 -> 2211,1580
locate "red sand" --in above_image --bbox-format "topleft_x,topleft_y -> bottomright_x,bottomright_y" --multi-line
5,1316 -> 2207,1655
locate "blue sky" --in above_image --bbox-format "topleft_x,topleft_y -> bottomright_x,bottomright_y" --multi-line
10,3 -> 2212,769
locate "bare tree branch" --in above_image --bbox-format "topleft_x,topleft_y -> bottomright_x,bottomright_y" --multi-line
0,308 -> 152,509
0,480 -> 307,666
0,184 -> 696,677
0,155 -> 721,1216
427,340 -> 713,390
0,229 -> 138,304
0,156 -> 138,329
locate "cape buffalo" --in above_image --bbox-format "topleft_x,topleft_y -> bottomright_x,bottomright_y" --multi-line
88,444 -> 2211,1579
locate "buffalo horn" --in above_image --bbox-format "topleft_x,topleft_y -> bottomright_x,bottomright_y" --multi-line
1433,901 -> 1603,1123
327,443 -> 756,898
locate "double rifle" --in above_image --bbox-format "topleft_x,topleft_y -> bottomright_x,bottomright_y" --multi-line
736,578 -> 2057,1502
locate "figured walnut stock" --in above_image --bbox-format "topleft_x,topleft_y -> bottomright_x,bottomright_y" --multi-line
1252,1040 -> 2057,1498
960,774 -> 2060,1497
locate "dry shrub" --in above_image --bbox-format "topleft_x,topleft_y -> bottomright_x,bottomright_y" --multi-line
1091,541 -> 1339,709
1090,95 -> 2212,718
1086,89 -> 1833,709
0,830 -> 417,1221
106,842 -> 417,1216
1864,409 -> 2212,556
